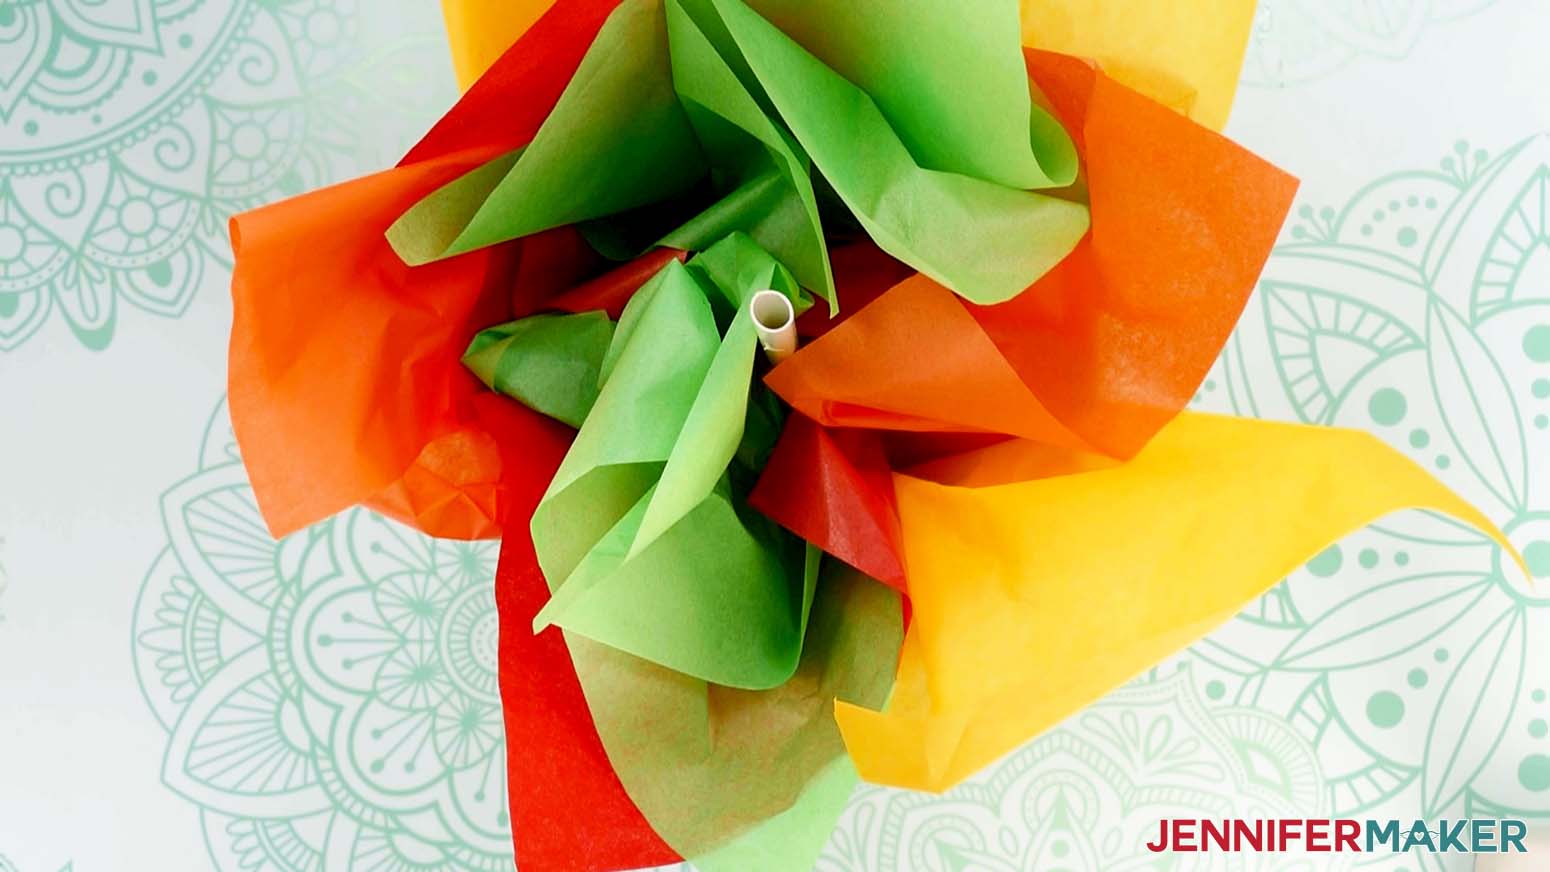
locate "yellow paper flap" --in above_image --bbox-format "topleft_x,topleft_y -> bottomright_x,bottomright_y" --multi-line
1019,0 -> 1257,130
442,0 -> 558,90
838,412 -> 1525,792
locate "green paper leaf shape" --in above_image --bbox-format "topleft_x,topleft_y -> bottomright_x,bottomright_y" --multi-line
709,0 -> 1089,304
385,0 -> 706,266
488,234 -> 812,689
464,311 -> 614,428
390,0 -> 1088,307
567,558 -> 902,867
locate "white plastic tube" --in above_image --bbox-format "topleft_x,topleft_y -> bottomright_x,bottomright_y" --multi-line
749,289 -> 797,364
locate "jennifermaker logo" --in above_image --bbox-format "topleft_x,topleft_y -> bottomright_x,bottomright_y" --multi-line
1145,818 -> 1530,854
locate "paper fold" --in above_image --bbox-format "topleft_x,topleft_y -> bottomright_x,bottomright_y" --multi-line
835,412 -> 1528,792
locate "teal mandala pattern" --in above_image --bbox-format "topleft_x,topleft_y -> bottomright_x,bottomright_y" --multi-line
1243,0 -> 1502,86
1188,134 -> 1550,825
131,399 -> 513,872
815,136 -> 1550,869
98,17 -> 1549,861
0,0 -> 453,350
820,671 -> 1338,871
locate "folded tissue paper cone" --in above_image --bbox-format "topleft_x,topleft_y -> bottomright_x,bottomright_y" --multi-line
223,0 -> 1529,868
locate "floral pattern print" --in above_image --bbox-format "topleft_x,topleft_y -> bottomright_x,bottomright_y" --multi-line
1,1 -> 1546,869
0,0 -> 452,350
132,401 -> 513,871
808,136 -> 1550,871
1243,0 -> 1503,86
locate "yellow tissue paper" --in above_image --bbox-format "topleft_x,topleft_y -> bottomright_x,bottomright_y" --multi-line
1018,0 -> 1257,130
442,0 -> 1257,130
442,0 -> 557,90
836,412 -> 1526,792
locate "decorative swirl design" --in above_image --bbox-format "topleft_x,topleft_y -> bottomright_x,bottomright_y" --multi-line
231,34 -> 282,88
0,0 -> 454,351
1243,0 -> 1503,86
1191,135 -> 1550,819
810,135 -> 1550,869
820,672 -> 1329,870
133,398 -> 514,872
148,123 -> 198,173
41,172 -> 88,220
26,2 -> 1540,867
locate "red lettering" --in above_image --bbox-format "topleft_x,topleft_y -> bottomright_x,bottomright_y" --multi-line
1234,819 -> 1262,851
1278,818 -> 1302,850
1306,819 -> 1329,851
1334,819 -> 1361,852
1173,819 -> 1197,851
1201,819 -> 1229,851
1145,819 -> 1168,853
